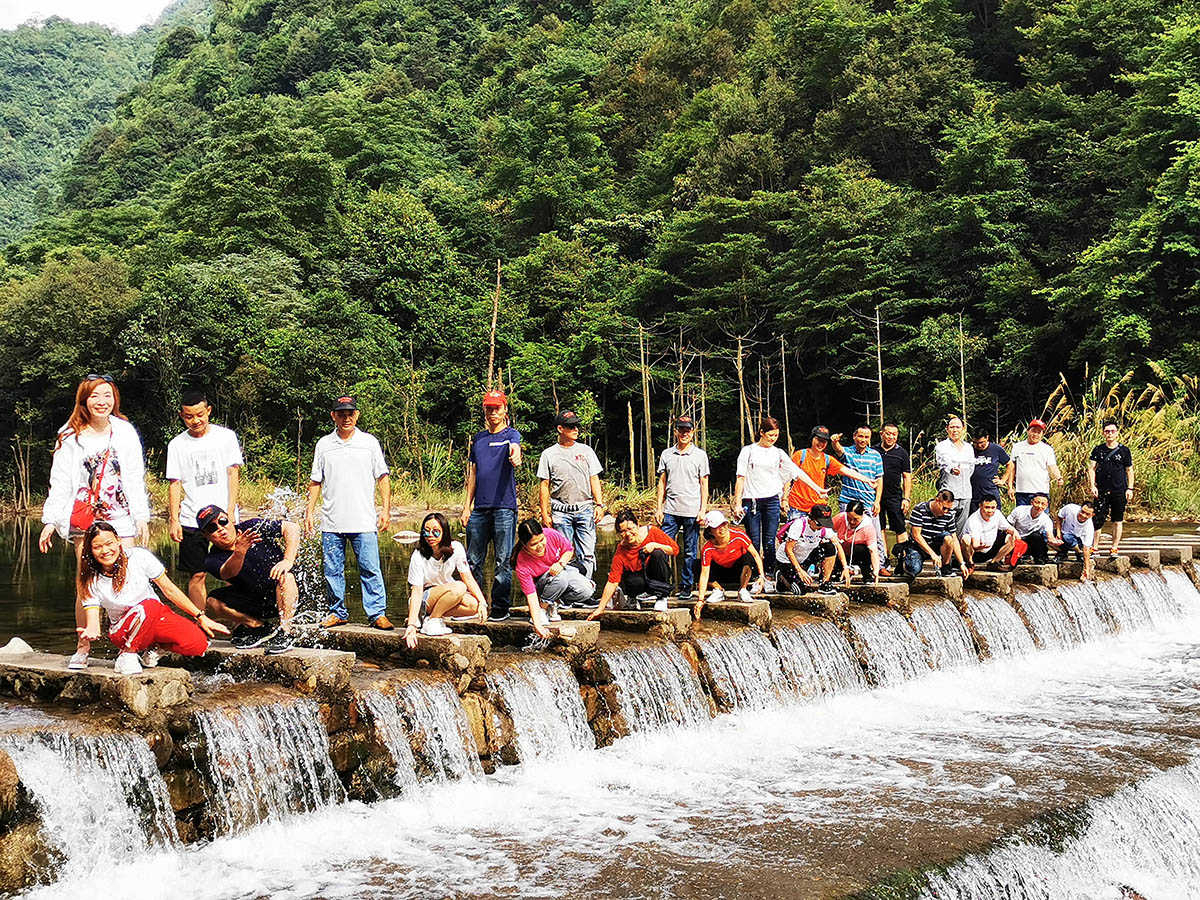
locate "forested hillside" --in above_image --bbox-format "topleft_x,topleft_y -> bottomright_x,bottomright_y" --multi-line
0,0 -> 1197,494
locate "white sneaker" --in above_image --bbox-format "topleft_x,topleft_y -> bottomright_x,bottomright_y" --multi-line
738,588 -> 754,603
848,565 -> 861,578
114,652 -> 144,676
763,578 -> 776,593
707,587 -> 723,604
141,649 -> 161,669
653,598 -> 669,612
66,651 -> 89,670
419,617 -> 452,637
749,580 -> 764,595
547,603 -> 562,623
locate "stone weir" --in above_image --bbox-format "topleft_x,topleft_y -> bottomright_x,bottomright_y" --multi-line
0,553 -> 1194,893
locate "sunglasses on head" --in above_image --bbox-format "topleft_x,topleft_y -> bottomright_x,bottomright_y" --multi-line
86,373 -> 115,384
203,517 -> 230,534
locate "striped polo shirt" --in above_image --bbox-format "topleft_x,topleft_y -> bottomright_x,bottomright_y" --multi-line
839,444 -> 883,504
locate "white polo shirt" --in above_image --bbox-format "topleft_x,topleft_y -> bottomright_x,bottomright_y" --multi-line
1010,440 -> 1058,493
310,428 -> 389,533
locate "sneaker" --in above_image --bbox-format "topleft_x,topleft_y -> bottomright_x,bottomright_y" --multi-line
749,580 -> 764,595
419,617 -> 452,637
847,565 -> 861,578
653,598 -> 669,612
547,603 -> 562,623
489,611 -> 511,622
230,625 -> 276,649
140,649 -> 161,669
738,587 -> 754,603
636,592 -> 656,604
263,630 -> 294,656
817,582 -> 838,596
707,587 -> 724,604
66,651 -> 89,670
763,578 -> 776,593
113,652 -> 143,676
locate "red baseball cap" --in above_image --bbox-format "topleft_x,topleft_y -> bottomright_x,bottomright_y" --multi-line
1028,418 -> 1047,430
482,390 -> 507,407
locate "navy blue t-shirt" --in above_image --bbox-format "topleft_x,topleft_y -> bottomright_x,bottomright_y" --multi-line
970,443 -> 1010,500
203,518 -> 285,599
469,426 -> 521,510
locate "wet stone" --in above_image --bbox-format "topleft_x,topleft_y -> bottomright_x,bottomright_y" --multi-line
1124,549 -> 1162,571
1012,563 -> 1059,587
559,607 -> 693,641
454,618 -> 599,657
766,591 -> 850,620
842,582 -> 910,610
166,644 -> 354,699
674,599 -> 771,631
1156,547 -> 1193,564
909,576 -> 964,599
0,651 -> 193,717
966,571 -> 1014,595
317,625 -> 491,678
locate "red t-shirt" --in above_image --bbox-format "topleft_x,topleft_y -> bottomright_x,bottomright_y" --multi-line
701,527 -> 754,568
607,526 -> 679,583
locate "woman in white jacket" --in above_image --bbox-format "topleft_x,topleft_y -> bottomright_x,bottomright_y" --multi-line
38,375 -> 150,669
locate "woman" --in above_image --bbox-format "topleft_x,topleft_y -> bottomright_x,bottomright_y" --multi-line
403,513 -> 487,648
39,375 -> 150,670
78,522 -> 227,675
833,500 -> 880,584
732,417 -> 821,578
512,518 -> 587,638
590,508 -> 678,616
693,510 -> 765,621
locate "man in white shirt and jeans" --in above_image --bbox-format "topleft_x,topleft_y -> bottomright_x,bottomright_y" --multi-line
305,396 -> 393,630
1005,418 -> 1064,506
1057,500 -> 1096,579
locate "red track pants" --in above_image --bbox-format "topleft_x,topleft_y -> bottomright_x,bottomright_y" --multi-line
108,598 -> 209,656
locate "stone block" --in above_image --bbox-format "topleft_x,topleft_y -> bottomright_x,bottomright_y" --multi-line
163,767 -> 208,812
1012,563 -> 1059,587
0,651 -> 193,717
559,607 -> 692,641
1156,547 -> 1193,564
674,599 -> 771,631
909,575 -> 964,599
454,619 -> 599,658
317,626 -> 491,679
842,582 -> 910,610
766,591 -> 849,620
166,644 -> 355,699
1124,549 -> 1161,571
966,571 -> 1013,595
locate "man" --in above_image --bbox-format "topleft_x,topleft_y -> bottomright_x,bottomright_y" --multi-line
591,509 -> 679,615
166,390 -> 244,610
776,503 -> 850,595
905,490 -> 969,577
970,430 -> 1010,514
1088,420 -> 1134,556
462,389 -> 522,621
1057,500 -> 1096,579
1005,419 -> 1063,507
962,496 -> 1015,571
1008,492 -> 1062,565
655,415 -> 709,598
874,423 -> 912,574
832,425 -> 884,529
934,416 -> 974,535
537,410 -> 605,579
789,426 -> 876,519
304,396 -> 393,630
197,504 -> 297,654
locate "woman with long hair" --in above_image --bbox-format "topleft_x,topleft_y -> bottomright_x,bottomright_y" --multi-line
39,375 -> 150,669
403,513 -> 487,648
78,522 -> 227,675
512,517 -> 588,637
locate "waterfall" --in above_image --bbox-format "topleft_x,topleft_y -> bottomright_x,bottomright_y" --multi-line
361,681 -> 482,788
600,644 -> 711,732
696,629 -> 789,710
1164,566 -> 1200,612
486,659 -> 595,761
962,595 -> 1036,659
2,730 -> 177,880
193,700 -> 345,835
773,619 -> 867,698
847,609 -> 930,686
1131,570 -> 1185,624
1097,575 -> 1157,631
1011,587 -> 1082,650
910,601 -> 978,669
1058,581 -> 1111,641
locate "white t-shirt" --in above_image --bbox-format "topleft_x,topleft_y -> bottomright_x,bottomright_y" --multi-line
776,517 -> 835,564
310,429 -> 389,532
1058,504 -> 1095,545
934,438 -> 975,503
1010,440 -> 1058,493
407,541 -> 470,588
81,547 -> 164,620
736,444 -> 801,500
1009,505 -> 1055,539
964,509 -> 1011,546
166,425 -> 244,528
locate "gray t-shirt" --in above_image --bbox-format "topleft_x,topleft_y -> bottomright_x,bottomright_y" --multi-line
657,444 -> 710,517
536,442 -> 602,504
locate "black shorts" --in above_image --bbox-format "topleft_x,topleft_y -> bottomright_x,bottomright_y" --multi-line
1094,491 -> 1127,527
178,527 -> 210,574
880,495 -> 906,533
209,585 -> 275,623
708,553 -> 755,586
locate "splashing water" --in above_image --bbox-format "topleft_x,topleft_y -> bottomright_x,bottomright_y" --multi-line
911,600 -> 979,669
1164,567 -> 1200,612
1098,575 -> 1157,631
773,619 -> 867,698
847,608 -> 930,686
258,485 -> 304,521
1012,587 -> 1082,650
696,629 -> 789,710
962,595 -> 1037,659
362,681 -> 482,787
1058,581 -> 1111,641
1131,569 -> 1184,625
486,659 -> 595,762
600,644 -> 711,732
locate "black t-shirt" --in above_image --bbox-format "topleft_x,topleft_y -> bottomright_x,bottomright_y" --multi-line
970,443 -> 1010,499
1090,443 -> 1134,492
874,444 -> 911,498
203,518 -> 285,599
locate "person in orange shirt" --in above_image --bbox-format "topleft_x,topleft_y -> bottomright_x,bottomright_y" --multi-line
786,427 -> 877,519
589,509 -> 679,615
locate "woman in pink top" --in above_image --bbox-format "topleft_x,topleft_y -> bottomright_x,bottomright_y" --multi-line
513,518 -> 594,637
833,500 -> 880,583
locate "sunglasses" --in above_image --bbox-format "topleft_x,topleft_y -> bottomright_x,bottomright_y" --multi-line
422,528 -> 443,537
203,516 -> 230,534
86,373 -> 115,384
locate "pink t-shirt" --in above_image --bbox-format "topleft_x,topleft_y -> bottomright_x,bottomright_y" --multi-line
833,512 -> 876,546
515,528 -> 574,596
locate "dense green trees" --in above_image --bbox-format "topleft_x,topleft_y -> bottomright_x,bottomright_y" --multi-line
0,0 -> 1198,497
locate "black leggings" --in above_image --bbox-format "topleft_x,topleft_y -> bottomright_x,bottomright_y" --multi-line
706,552 -> 755,588
618,548 -> 674,597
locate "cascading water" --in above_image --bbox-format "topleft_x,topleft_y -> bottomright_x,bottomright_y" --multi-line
1098,575 -> 1157,631
486,659 -> 595,761
361,681 -> 482,787
1164,566 -> 1200,611
193,700 -> 345,835
910,600 -> 978,669
600,643 -> 711,732
1,730 -> 177,880
1131,569 -> 1184,624
772,619 -> 867,698
1011,587 -> 1082,650
962,595 -> 1037,658
847,608 -> 930,686
697,629 -> 789,710
1058,581 -> 1111,641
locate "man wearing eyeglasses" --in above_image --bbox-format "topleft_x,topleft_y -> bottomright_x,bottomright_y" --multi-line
537,410 -> 605,579
1088,419 -> 1134,557
197,504 -> 298,653
304,396 -> 393,630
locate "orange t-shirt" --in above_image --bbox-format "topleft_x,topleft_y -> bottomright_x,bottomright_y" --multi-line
787,448 -> 844,512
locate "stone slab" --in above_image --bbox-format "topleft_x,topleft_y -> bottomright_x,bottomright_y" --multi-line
1124,549 -> 1161,571
909,576 -> 964,599
317,625 -> 491,678
764,591 -> 850,620
0,651 -> 193,717
842,582 -> 910,608
669,599 -> 771,630
454,619 -> 599,656
167,643 -> 355,698
1012,563 -> 1059,587
966,571 -> 1013,595
1156,547 -> 1193,564
558,607 -> 692,640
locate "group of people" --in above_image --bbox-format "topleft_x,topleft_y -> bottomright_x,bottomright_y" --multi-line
39,374 -> 1137,673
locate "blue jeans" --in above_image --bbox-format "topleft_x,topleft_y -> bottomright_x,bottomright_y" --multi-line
552,507 -> 597,579
741,496 -> 780,575
1057,533 -> 1085,560
466,507 -> 517,617
661,513 -> 700,590
322,531 -> 387,621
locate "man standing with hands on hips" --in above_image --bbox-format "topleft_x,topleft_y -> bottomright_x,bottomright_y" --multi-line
462,389 -> 522,622
305,396 -> 393,630
538,410 -> 605,579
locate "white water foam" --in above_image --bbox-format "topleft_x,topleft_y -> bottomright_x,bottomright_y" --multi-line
697,628 -> 788,709
963,594 -> 1037,658
848,608 -> 931,685
601,643 -> 711,731
486,659 -> 595,761
1012,587 -> 1082,650
1058,581 -> 1111,641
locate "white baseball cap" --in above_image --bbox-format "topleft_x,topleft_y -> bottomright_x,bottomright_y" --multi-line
704,510 -> 728,528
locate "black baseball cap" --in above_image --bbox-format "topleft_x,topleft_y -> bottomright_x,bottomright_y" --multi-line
196,504 -> 226,532
556,410 -> 583,427
810,426 -> 831,441
808,503 -> 834,528
674,415 -> 695,430
331,396 -> 357,412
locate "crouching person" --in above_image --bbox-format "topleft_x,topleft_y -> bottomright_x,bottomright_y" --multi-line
962,497 -> 1015,571
904,490 -> 969,577
693,510 -> 766,621
79,522 -> 228,675
776,504 -> 849,595
403,513 -> 489,648
514,518 -> 592,636
592,509 -> 679,615
1009,492 -> 1061,565
198,504 -> 298,655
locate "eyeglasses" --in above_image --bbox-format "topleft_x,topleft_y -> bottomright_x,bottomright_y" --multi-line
422,529 -> 442,538
86,373 -> 115,384
203,517 -> 230,534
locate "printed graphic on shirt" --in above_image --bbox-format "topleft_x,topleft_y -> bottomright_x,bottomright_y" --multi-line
77,448 -> 129,520
190,450 -> 221,488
